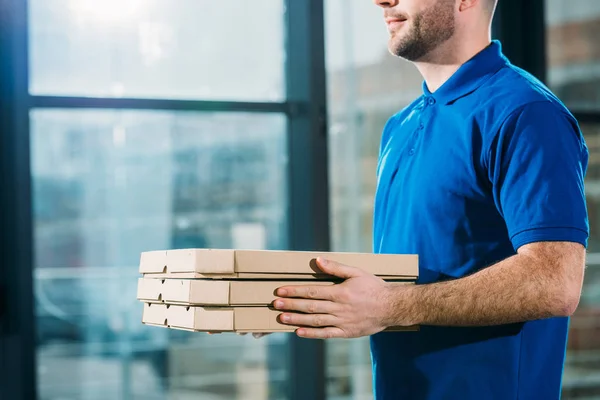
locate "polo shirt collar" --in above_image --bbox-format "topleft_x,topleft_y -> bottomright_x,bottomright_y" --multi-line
422,40 -> 508,105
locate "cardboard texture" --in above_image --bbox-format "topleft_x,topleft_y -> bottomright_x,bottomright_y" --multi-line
137,278 -> 412,306
142,303 -> 288,332
142,303 -> 417,333
137,278 -> 334,305
139,249 -> 418,279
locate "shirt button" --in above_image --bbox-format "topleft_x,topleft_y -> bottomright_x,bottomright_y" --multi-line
428,97 -> 436,105
409,148 -> 415,155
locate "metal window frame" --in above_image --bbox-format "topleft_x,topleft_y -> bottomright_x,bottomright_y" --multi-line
492,0 -> 548,83
284,1 -> 328,399
573,112 -> 600,125
30,96 -> 291,113
0,0 -> 329,399
0,0 -> 35,398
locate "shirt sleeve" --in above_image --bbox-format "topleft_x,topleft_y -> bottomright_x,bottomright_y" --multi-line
487,100 -> 589,251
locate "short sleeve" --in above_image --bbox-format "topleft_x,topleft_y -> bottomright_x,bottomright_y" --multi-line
487,101 -> 589,250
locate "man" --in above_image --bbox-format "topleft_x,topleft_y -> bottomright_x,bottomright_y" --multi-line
272,0 -> 589,398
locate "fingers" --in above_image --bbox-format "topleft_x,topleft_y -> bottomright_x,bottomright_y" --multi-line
296,327 -> 346,339
316,257 -> 364,279
276,284 -> 337,300
219,332 -> 271,338
278,312 -> 337,327
273,298 -> 337,314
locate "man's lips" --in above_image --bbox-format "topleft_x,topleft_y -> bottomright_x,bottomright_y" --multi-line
385,17 -> 407,28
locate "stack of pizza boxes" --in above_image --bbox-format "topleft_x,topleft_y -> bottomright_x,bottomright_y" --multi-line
137,249 -> 418,333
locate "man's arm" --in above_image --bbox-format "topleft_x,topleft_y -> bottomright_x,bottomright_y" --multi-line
389,241 -> 585,327
274,241 -> 585,339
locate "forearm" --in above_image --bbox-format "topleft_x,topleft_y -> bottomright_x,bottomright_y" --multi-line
386,247 -> 582,327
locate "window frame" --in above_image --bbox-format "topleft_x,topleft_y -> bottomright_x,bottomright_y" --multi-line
0,1 -> 330,399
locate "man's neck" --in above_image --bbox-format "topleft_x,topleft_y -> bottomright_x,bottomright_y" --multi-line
414,37 -> 492,93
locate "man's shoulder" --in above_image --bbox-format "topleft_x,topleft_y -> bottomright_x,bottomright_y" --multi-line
474,64 -> 576,131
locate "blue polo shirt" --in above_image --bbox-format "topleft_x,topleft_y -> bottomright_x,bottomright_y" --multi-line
371,41 -> 589,399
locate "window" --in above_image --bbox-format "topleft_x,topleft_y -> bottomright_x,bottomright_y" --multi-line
546,1 -> 600,397
325,0 -> 421,254
32,110 -> 289,399
324,0 -> 421,397
29,0 -> 285,101
27,0 -> 294,398
546,0 -> 600,111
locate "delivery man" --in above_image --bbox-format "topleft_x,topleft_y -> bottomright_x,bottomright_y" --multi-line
274,0 -> 589,398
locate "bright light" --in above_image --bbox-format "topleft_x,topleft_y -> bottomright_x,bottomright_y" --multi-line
112,126 -> 126,147
69,0 -> 143,25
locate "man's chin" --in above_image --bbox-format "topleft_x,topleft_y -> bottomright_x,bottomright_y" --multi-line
388,40 -> 407,58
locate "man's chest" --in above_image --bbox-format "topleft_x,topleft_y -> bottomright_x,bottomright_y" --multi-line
374,112 -> 493,229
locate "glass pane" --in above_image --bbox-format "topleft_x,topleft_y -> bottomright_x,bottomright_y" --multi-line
324,0 -> 421,398
32,109 -> 289,399
546,0 -> 600,110
563,123 -> 600,399
582,123 -> 600,253
28,0 -> 285,101
546,3 -> 600,395
325,0 -> 421,254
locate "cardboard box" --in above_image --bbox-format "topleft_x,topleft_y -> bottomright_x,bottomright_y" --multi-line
142,303 -> 417,333
137,278 -> 412,306
139,249 -> 418,280
137,278 -> 335,305
143,303 -> 288,332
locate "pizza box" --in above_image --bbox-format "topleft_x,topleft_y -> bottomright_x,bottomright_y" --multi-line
139,249 -> 418,280
137,278 -> 334,305
141,303 -> 417,333
137,278 -> 412,306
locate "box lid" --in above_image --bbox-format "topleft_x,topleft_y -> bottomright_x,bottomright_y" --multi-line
139,249 -> 418,279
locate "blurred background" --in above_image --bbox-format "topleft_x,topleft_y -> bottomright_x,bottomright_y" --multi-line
1,0 -> 600,399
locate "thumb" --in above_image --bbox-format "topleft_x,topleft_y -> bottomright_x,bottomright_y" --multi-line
316,257 -> 363,279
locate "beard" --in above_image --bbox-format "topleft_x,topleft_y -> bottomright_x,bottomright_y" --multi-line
388,0 -> 456,61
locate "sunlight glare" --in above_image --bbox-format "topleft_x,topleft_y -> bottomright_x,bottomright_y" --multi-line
69,0 -> 143,24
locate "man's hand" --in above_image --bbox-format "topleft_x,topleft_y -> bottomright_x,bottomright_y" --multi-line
274,257 -> 407,339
